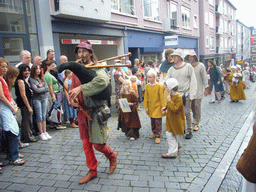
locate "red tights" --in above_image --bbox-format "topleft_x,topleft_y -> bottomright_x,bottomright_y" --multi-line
82,138 -> 115,171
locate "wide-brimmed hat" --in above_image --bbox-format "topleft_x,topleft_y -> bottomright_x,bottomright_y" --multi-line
166,78 -> 178,90
74,40 -> 93,54
171,49 -> 184,60
230,66 -> 237,70
185,50 -> 198,60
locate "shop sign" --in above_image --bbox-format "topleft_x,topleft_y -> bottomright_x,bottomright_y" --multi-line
61,39 -> 119,45
164,35 -> 178,46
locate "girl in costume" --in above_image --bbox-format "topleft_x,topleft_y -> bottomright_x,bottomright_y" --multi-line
117,81 -> 141,140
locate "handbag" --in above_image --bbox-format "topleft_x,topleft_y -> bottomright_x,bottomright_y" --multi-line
48,101 -> 63,124
182,93 -> 186,106
96,104 -> 111,125
236,123 -> 256,183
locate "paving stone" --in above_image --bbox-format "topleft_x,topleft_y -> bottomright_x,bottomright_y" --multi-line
7,183 -> 27,191
38,187 -> 57,192
21,185 -> 41,192
101,185 -> 118,192
149,188 -> 167,192
83,183 -> 102,191
123,175 -> 139,181
133,187 -> 150,192
25,178 -> 43,185
116,186 -> 132,192
53,180 -> 72,188
98,178 -> 114,185
149,181 -> 165,188
113,180 -> 130,187
55,188 -> 72,192
165,182 -> 180,189
131,180 -> 148,187
39,179 -> 56,186
0,181 -> 12,189
26,172 -> 42,178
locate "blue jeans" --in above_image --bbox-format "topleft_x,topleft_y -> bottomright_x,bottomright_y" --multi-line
33,98 -> 48,122
5,131 -> 19,161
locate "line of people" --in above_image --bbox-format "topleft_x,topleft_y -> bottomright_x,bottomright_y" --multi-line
116,48 -> 249,160
0,50 -> 79,173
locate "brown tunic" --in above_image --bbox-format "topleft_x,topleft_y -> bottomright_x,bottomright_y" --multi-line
118,92 -> 141,138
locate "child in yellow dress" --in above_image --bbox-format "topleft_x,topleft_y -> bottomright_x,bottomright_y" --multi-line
144,69 -> 165,144
161,78 -> 185,158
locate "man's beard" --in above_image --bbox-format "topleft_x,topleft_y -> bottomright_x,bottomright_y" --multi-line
79,56 -> 91,64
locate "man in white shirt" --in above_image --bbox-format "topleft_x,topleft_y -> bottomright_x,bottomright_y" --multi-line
186,50 -> 208,132
164,49 -> 197,139
15,50 -> 33,68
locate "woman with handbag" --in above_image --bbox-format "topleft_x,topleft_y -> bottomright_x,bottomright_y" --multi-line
44,60 -> 66,129
15,64 -> 37,143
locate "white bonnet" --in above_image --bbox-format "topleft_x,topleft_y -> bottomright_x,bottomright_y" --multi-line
166,78 -> 178,90
147,69 -> 157,77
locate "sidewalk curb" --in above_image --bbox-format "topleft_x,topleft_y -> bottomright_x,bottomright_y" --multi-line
202,110 -> 254,192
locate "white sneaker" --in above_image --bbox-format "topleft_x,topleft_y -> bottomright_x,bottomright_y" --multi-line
44,132 -> 52,139
130,137 -> 135,141
39,133 -> 48,141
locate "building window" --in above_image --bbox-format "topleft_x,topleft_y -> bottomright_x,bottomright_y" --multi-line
0,0 -> 25,32
168,2 -> 177,21
252,48 -> 256,53
193,15 -> 198,28
224,38 -> 228,49
223,2 -> 227,15
209,0 -> 214,6
210,36 -> 214,50
143,0 -> 160,21
205,12 -> 208,25
206,37 -> 209,48
181,6 -> 190,29
252,56 -> 256,61
209,12 -> 214,29
223,20 -> 227,33
111,0 -> 135,15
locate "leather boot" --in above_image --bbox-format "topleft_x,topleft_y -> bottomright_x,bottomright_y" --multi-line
79,170 -> 97,184
109,152 -> 117,173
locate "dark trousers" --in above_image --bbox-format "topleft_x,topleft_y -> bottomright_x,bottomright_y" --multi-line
5,131 -> 19,161
151,118 -> 162,138
20,105 -> 36,142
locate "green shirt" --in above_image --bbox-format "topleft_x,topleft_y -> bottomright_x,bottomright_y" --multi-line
44,72 -> 59,92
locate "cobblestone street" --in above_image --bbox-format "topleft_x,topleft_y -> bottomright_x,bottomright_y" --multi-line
0,83 -> 255,192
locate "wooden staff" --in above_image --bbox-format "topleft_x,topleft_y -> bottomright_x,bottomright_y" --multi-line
75,52 -> 132,66
86,63 -> 132,69
98,52 -> 132,63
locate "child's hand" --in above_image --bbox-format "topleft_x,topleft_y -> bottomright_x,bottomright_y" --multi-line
128,102 -> 133,106
145,109 -> 148,114
167,95 -> 171,102
161,107 -> 167,115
